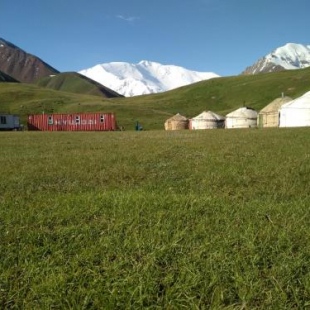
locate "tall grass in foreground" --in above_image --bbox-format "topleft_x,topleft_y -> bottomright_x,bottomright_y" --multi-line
0,128 -> 310,309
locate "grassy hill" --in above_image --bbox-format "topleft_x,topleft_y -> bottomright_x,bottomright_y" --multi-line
1,67 -> 310,129
36,72 -> 123,98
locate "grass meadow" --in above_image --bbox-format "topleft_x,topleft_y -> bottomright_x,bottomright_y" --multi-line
1,128 -> 310,309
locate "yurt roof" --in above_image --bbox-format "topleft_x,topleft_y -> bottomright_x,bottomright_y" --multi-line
165,113 -> 188,122
259,96 -> 292,113
191,110 -> 225,120
281,91 -> 310,109
226,107 -> 257,118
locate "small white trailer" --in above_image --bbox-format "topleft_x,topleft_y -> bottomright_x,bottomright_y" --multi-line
0,114 -> 22,131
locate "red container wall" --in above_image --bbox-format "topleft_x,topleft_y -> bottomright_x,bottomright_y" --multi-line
27,113 -> 116,131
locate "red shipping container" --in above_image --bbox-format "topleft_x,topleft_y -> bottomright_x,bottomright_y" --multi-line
27,113 -> 116,131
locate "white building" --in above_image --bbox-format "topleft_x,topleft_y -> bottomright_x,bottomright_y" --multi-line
225,107 -> 258,129
279,91 -> 310,127
189,111 -> 225,130
258,96 -> 292,128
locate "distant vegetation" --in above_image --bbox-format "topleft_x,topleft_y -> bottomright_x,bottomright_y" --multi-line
1,129 -> 309,308
36,72 -> 123,98
1,67 -> 310,129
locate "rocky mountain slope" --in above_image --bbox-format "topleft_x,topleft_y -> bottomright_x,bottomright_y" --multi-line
0,38 -> 59,83
0,70 -> 19,83
79,60 -> 219,97
242,43 -> 310,75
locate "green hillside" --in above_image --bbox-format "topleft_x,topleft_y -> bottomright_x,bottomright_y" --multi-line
36,72 -> 123,98
130,67 -> 310,118
1,67 -> 310,129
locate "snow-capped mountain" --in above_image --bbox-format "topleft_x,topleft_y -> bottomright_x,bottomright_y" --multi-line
79,60 -> 219,97
242,43 -> 310,75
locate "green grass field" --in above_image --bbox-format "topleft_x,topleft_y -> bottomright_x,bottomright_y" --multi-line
1,128 -> 310,309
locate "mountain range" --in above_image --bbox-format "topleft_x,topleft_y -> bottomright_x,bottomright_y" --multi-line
79,61 -> 219,97
78,43 -> 310,96
1,38 -> 310,97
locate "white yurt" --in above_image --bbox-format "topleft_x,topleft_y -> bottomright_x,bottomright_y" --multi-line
279,91 -> 310,127
189,111 -> 225,130
225,107 -> 258,129
164,113 -> 189,130
258,96 -> 292,128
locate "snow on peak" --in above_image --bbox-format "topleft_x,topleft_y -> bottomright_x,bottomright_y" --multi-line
79,61 -> 220,97
243,43 -> 310,75
267,43 -> 310,70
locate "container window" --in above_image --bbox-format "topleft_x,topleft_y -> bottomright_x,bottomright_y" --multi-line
0,116 -> 7,124
100,115 -> 105,123
75,116 -> 80,124
48,115 -> 53,125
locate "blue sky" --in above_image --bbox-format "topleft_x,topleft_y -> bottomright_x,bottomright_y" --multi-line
1,0 -> 309,76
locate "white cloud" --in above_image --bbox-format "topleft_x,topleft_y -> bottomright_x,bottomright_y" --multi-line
116,15 -> 138,22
